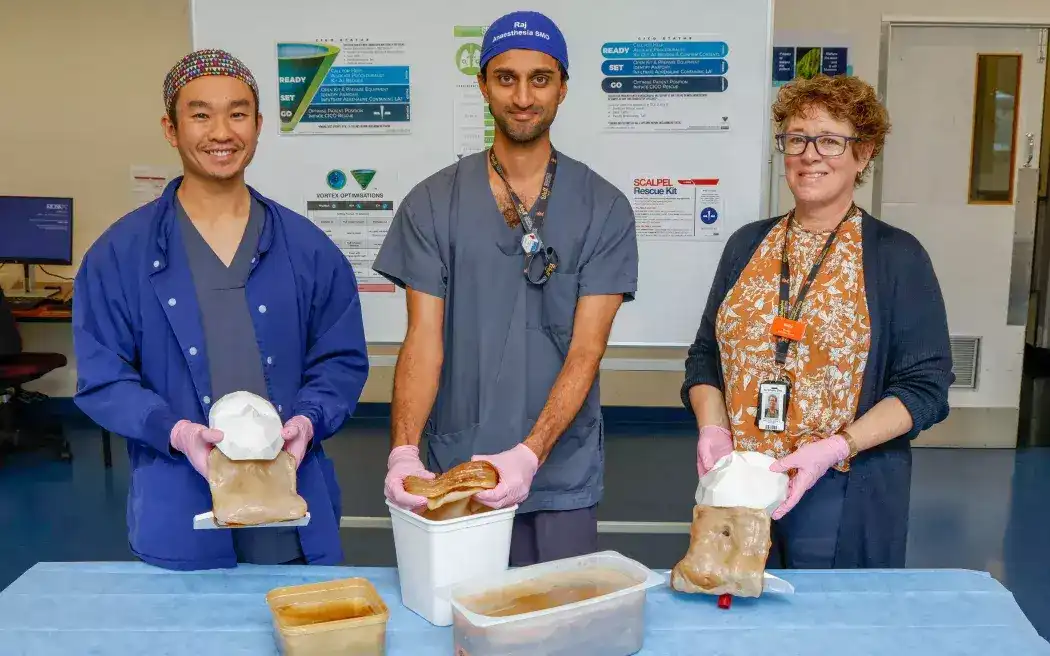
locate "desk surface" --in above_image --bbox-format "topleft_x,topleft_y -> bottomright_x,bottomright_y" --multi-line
0,562 -> 1046,655
8,283 -> 72,323
11,305 -> 71,322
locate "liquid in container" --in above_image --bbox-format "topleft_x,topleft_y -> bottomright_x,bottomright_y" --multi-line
266,577 -> 389,655
448,550 -> 665,656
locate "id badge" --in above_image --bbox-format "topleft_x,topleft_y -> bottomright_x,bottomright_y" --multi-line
521,232 -> 542,254
756,380 -> 790,433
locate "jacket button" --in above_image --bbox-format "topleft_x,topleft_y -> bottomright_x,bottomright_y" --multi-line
153,260 -> 160,268
278,405 -> 283,413
189,347 -> 198,356
266,356 -> 273,365
258,305 -> 267,313
168,298 -> 176,307
203,396 -> 211,405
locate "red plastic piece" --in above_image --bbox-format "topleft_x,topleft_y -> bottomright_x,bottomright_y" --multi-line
718,594 -> 733,609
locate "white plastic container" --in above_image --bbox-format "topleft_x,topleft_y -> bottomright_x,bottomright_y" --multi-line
448,551 -> 665,656
386,499 -> 517,627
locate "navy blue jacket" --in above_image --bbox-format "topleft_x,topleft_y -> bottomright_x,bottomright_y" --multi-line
73,178 -> 369,570
682,210 -> 955,567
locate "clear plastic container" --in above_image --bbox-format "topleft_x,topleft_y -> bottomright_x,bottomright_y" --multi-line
448,551 -> 665,656
266,577 -> 390,655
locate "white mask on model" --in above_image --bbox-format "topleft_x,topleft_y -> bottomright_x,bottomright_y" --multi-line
208,391 -> 283,461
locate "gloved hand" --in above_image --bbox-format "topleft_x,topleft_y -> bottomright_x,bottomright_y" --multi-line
384,444 -> 435,511
281,415 -> 313,469
697,425 -> 734,478
472,443 -> 540,509
170,419 -> 224,478
769,435 -> 849,520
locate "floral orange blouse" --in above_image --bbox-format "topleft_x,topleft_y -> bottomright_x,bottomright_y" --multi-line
715,208 -> 871,470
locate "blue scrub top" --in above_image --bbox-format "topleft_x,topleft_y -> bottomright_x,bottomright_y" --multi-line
72,178 -> 369,570
373,150 -> 638,513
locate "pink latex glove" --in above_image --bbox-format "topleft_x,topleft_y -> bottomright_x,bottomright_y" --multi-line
697,425 -> 734,478
769,435 -> 850,520
384,444 -> 435,511
471,443 -> 540,509
170,420 -> 224,478
281,415 -> 313,468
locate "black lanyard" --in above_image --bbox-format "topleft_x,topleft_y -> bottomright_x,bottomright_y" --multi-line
774,203 -> 856,365
489,147 -> 560,285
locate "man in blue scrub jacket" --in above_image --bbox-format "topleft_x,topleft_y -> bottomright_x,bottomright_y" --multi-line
72,49 -> 369,570
376,11 -> 638,565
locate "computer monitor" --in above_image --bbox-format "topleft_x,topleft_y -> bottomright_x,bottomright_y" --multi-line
0,195 -> 74,297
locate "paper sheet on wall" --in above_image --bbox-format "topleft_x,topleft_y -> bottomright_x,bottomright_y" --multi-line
452,25 -> 493,160
630,176 -> 725,241
277,37 -> 411,135
130,165 -> 179,208
602,35 -> 732,133
304,167 -> 398,292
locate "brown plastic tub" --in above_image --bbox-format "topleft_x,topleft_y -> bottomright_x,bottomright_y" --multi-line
266,577 -> 390,655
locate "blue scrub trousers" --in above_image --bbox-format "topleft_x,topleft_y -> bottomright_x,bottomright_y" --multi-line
767,470 -> 848,569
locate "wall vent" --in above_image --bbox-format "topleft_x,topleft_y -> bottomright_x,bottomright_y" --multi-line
949,336 -> 980,389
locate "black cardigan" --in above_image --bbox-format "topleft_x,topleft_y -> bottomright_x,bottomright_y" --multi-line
679,210 -> 955,567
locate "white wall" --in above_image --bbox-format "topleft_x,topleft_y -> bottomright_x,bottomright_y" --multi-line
0,0 -> 192,397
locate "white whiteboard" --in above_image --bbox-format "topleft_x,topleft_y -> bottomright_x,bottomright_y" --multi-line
190,0 -> 774,346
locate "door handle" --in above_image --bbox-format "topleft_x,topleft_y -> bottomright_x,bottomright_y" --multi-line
1025,133 -> 1035,168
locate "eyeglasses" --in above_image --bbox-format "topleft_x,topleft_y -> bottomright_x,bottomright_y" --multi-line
775,133 -> 860,157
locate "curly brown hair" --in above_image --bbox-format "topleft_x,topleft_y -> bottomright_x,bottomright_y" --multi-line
772,74 -> 891,186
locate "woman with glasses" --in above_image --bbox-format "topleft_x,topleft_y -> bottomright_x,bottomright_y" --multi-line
681,74 -> 954,569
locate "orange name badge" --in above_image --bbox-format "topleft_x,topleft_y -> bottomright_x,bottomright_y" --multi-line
772,316 -> 806,341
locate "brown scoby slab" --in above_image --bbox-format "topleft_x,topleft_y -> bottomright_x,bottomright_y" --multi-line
670,504 -> 772,598
207,449 -> 308,526
404,460 -> 499,511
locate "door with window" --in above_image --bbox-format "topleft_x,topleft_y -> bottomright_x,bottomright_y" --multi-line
879,25 -> 1046,420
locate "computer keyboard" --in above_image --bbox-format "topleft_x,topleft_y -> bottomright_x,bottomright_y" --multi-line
5,296 -> 44,310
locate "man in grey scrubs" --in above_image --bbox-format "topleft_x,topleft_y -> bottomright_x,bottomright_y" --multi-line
376,11 -> 638,565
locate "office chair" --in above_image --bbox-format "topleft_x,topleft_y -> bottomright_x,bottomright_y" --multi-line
0,288 -> 72,464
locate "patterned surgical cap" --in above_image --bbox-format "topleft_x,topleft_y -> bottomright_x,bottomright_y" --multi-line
162,48 -> 259,113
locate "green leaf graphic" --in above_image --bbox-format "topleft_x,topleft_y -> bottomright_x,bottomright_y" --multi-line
351,169 -> 377,190
796,48 -> 822,79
